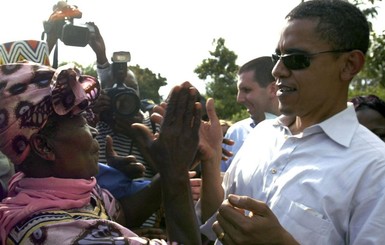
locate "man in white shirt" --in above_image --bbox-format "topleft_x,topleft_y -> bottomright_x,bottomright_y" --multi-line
197,0 -> 385,244
221,56 -> 280,172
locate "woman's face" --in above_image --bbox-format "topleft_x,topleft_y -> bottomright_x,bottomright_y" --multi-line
47,114 -> 100,179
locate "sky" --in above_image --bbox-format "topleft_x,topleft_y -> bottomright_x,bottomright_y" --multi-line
1,0 -> 384,98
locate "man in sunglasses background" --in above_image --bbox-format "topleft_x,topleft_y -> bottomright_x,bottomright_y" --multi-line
197,0 -> 385,244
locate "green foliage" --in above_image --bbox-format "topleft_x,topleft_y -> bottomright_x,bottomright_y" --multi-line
59,61 -> 97,78
82,63 -> 97,78
350,0 -> 385,96
194,38 -> 243,120
129,64 -> 167,104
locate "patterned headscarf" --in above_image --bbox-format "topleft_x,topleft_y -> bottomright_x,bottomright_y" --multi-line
0,40 -> 50,66
0,61 -> 100,165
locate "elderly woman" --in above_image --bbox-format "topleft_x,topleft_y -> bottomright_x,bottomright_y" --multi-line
0,62 -> 203,244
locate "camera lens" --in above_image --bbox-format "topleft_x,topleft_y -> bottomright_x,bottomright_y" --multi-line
114,92 -> 140,116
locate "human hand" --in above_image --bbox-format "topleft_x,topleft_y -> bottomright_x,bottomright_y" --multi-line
221,138 -> 234,161
86,22 -> 108,65
130,82 -> 201,176
193,98 -> 223,169
92,89 -> 111,115
150,102 -> 167,131
189,171 -> 202,202
212,194 -> 298,244
150,97 -> 223,169
105,135 -> 145,179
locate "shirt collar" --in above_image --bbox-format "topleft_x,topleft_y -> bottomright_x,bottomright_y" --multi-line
273,103 -> 359,147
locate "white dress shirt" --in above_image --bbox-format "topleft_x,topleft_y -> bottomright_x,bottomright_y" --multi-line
221,112 -> 277,171
200,104 -> 385,245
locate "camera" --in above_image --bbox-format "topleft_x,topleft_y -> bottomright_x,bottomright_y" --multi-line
43,1 -> 95,47
100,51 -> 141,123
60,21 -> 95,47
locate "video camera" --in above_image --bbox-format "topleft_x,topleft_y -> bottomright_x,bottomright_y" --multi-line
100,51 -> 142,123
43,1 -> 95,47
60,21 -> 95,47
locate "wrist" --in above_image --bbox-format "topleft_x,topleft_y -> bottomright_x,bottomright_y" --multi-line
97,61 -> 110,69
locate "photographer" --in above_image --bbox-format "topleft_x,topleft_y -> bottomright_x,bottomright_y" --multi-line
88,24 -> 167,238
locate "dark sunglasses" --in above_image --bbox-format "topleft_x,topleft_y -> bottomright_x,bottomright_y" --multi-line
271,49 -> 352,70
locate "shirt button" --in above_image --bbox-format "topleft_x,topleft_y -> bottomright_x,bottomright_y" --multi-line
271,168 -> 277,174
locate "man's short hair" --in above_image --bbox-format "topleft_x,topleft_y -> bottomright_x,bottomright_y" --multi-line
286,0 -> 370,54
238,56 -> 275,88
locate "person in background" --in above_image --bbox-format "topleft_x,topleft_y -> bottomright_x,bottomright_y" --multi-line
221,56 -> 280,172
0,63 -> 203,244
197,0 -> 385,244
350,94 -> 385,142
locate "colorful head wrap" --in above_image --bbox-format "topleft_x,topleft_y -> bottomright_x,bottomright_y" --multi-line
0,40 -> 50,66
0,62 -> 100,165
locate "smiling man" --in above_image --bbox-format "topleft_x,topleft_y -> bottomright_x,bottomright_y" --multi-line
197,0 -> 385,244
220,56 -> 280,172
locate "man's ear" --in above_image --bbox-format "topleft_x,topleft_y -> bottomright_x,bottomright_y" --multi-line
30,134 -> 55,161
267,82 -> 278,98
340,50 -> 365,82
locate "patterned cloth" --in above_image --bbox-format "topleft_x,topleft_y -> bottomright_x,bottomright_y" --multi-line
0,40 -> 50,66
0,62 -> 100,165
0,172 -> 167,245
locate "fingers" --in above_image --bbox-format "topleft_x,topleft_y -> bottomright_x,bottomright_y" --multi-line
188,171 -> 197,178
150,113 -> 164,126
222,138 -> 235,146
163,82 -> 201,136
130,123 -> 154,146
222,147 -> 233,159
206,98 -> 219,125
152,103 -> 166,117
105,135 -> 117,159
190,178 -> 202,201
227,194 -> 269,217
212,220 -> 236,244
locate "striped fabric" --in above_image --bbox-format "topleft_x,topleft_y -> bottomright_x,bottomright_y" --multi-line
0,40 -> 50,66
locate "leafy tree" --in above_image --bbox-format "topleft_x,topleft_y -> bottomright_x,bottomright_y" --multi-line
129,64 -> 167,104
194,38 -> 243,120
350,0 -> 385,99
82,63 -> 97,78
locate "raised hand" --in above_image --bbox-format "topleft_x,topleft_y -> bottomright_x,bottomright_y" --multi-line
130,81 -> 202,244
195,98 -> 223,166
105,135 -> 145,179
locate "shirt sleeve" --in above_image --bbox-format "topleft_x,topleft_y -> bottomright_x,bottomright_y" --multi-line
96,163 -> 151,200
96,62 -> 113,88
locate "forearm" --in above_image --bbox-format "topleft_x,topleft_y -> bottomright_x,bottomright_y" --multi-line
119,175 -> 162,228
161,171 -> 202,245
95,51 -> 108,68
200,153 -> 224,223
96,65 -> 113,89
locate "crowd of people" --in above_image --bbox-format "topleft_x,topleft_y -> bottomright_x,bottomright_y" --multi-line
1,0 -> 385,244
